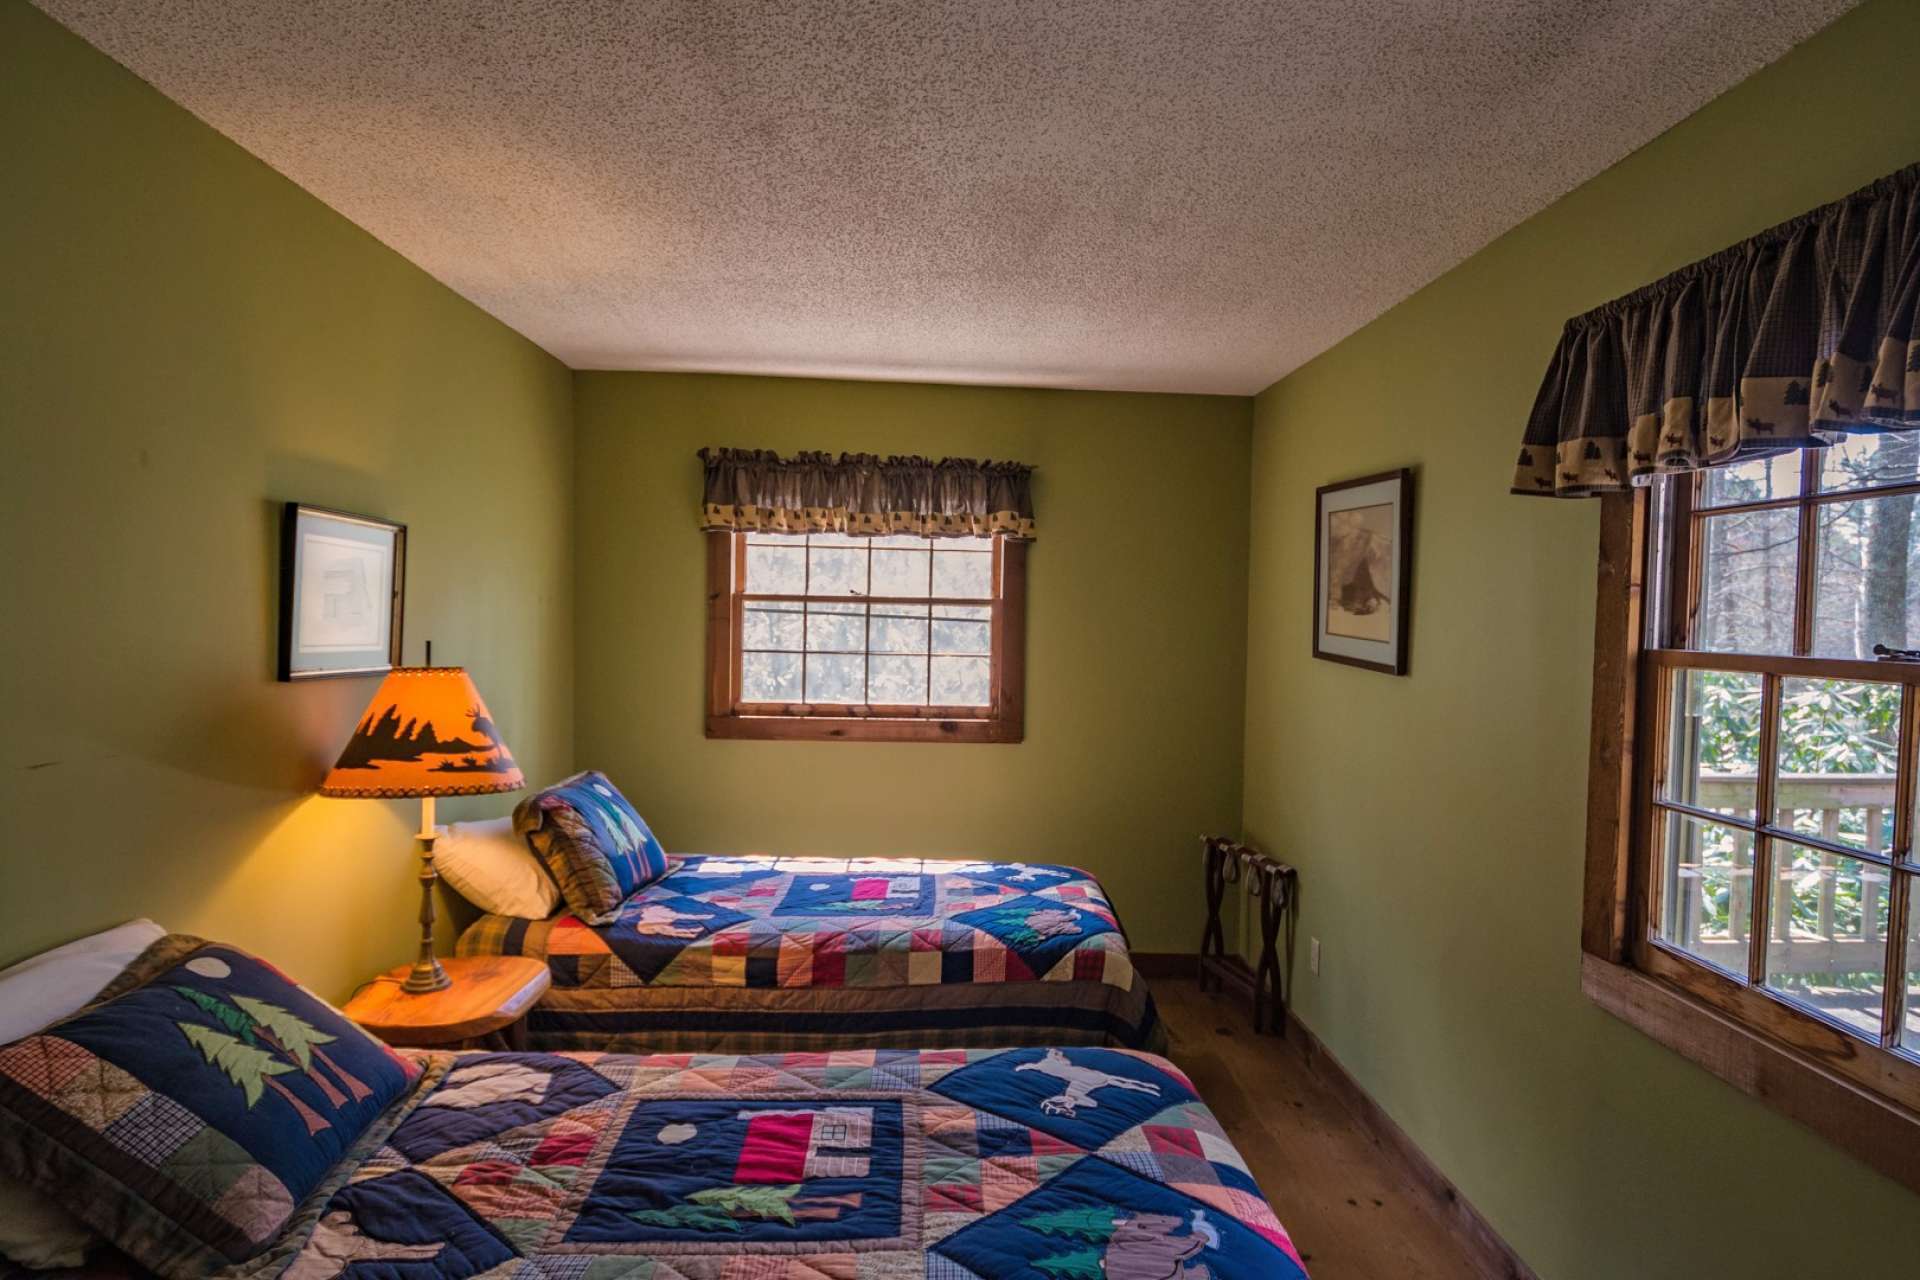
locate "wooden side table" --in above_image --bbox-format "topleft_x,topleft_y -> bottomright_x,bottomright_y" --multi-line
344,955 -> 551,1050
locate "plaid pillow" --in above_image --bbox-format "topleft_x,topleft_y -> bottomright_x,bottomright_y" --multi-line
514,771 -> 668,924
0,937 -> 420,1278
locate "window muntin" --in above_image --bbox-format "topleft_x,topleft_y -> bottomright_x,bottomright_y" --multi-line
1644,435 -> 1920,1060
708,531 -> 1024,742
739,532 -> 995,709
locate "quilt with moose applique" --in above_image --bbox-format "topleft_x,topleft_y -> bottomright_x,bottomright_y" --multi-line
458,857 -> 1164,1054
248,1046 -> 1308,1280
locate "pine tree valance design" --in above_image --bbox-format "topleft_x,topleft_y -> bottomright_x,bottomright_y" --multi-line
698,448 -> 1036,540
1514,161 -> 1920,498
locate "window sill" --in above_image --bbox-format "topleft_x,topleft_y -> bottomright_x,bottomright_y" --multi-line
1581,952 -> 1920,1196
705,714 -> 1022,743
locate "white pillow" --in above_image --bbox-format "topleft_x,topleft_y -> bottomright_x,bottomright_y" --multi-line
435,817 -> 562,918
0,917 -> 168,1043
0,918 -> 167,1268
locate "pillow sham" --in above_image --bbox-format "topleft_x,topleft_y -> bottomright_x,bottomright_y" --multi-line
0,919 -> 166,1269
0,936 -> 420,1279
513,770 -> 667,924
433,816 -> 561,918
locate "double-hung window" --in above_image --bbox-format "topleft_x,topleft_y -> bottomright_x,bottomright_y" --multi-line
1629,436 -> 1920,1111
705,530 -> 1026,742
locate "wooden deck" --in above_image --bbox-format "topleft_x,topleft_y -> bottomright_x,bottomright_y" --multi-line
1155,977 -> 1493,1280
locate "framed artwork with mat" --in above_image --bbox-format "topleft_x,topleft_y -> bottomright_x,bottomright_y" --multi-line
1313,469 -> 1412,675
278,502 -> 406,681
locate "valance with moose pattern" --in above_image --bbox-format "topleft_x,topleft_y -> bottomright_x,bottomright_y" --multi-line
698,448 -> 1036,540
1514,162 -> 1920,497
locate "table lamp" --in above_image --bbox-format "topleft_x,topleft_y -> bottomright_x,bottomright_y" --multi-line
320,666 -> 524,993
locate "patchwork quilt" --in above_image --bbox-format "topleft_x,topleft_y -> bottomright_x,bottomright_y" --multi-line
459,858 -> 1164,1054
246,1046 -> 1308,1280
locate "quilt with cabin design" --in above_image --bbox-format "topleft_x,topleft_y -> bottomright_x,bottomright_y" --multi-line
458,857 -> 1164,1054
240,1045 -> 1307,1280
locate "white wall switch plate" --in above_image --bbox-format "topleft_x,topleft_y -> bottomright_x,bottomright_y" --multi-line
1309,937 -> 1321,975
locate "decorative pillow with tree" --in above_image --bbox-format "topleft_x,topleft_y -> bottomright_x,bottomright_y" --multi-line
514,770 -> 669,924
0,937 -> 420,1278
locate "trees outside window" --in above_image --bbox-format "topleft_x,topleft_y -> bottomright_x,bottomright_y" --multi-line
1635,435 -> 1920,1096
704,531 -> 1025,743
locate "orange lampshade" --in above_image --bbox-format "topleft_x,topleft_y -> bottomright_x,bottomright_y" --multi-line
319,667 -> 524,798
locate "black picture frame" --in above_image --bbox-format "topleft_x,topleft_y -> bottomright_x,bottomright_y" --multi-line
1312,469 -> 1413,676
277,502 -> 406,681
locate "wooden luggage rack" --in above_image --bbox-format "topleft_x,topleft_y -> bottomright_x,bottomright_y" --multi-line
1197,835 -> 1298,1035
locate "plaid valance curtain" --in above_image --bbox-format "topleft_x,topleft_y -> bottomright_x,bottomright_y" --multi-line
698,447 -> 1037,540
1514,162 -> 1920,498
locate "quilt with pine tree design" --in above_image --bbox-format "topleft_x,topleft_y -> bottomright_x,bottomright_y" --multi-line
247,1044 -> 1308,1280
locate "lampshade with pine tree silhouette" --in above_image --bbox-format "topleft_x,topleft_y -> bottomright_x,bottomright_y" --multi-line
320,667 -> 523,798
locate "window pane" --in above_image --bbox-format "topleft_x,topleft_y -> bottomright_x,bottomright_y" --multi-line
1656,810 -> 1753,975
1903,873 -> 1919,1052
742,603 -> 803,651
808,545 -> 867,597
1810,493 -> 1919,659
1764,841 -> 1889,1039
806,601 -> 865,653
807,531 -> 866,548
930,655 -> 991,706
1646,476 -> 1677,647
741,651 -> 800,702
1774,678 -> 1900,852
1818,433 -> 1920,494
933,547 -> 993,598
869,655 -> 928,705
1695,508 -> 1798,653
745,543 -> 805,594
932,605 -> 991,655
1701,453 -> 1801,507
1660,669 -> 1762,816
805,654 -> 865,703
871,547 -> 931,597
868,605 -> 929,654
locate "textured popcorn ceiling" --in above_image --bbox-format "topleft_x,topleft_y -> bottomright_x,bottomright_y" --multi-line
38,0 -> 1857,395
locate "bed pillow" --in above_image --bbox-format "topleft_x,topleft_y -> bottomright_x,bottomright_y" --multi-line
0,919 -> 169,1044
513,770 -> 668,924
434,817 -> 561,918
0,937 -> 421,1279
0,919 -> 166,1269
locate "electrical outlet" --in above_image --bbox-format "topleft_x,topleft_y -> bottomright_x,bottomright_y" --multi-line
1309,937 -> 1322,975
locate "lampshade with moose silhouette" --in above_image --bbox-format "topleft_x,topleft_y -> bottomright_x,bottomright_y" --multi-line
320,667 -> 523,798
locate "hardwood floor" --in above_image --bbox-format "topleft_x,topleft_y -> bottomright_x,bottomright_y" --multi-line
1154,977 -> 1489,1280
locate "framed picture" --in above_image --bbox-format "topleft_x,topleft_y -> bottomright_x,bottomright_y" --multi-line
1313,469 -> 1413,675
278,503 -> 406,681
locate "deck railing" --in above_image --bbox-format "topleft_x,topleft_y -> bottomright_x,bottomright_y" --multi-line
1673,773 -> 1893,976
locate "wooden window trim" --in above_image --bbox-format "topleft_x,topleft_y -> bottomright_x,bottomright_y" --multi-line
704,530 -> 1026,743
1583,487 -> 1920,1196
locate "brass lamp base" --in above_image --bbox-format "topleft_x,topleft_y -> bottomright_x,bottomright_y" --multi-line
402,954 -> 452,994
402,798 -> 452,994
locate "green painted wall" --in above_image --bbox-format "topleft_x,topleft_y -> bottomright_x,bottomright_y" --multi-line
572,373 -> 1249,951
11,1 -> 1916,1269
1241,2 -> 1920,1276
0,5 -> 574,1001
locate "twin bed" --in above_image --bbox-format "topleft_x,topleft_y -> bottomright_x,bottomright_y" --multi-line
244,1043 -> 1301,1279
0,774 -> 1303,1278
457,855 -> 1165,1055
